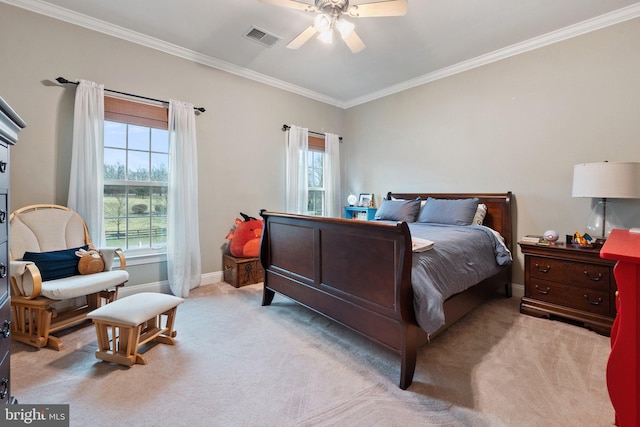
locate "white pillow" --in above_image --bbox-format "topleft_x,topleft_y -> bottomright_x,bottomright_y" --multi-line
472,203 -> 487,226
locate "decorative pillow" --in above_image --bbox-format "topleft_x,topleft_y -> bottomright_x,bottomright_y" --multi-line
417,197 -> 479,225
22,245 -> 88,281
76,249 -> 105,275
471,203 -> 488,226
374,198 -> 421,222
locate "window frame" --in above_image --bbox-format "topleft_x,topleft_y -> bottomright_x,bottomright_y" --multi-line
103,96 -> 169,262
307,135 -> 326,216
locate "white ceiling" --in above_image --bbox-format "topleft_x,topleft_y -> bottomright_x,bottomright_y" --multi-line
6,0 -> 640,108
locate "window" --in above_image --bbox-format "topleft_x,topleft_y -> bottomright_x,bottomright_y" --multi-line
103,97 -> 168,253
307,135 -> 325,216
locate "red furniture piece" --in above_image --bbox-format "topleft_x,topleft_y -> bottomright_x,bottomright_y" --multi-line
600,229 -> 640,427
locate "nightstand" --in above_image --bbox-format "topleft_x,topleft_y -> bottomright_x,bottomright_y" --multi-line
343,206 -> 377,220
519,241 -> 617,335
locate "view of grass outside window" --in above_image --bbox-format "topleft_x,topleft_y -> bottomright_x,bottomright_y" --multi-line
104,120 -> 169,251
307,149 -> 324,216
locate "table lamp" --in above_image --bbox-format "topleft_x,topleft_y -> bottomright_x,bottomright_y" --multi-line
572,161 -> 640,239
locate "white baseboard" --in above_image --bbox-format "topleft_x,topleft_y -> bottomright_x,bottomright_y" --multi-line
511,282 -> 524,299
120,270 -> 224,297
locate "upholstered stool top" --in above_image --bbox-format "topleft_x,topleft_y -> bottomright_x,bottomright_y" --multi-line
88,292 -> 184,326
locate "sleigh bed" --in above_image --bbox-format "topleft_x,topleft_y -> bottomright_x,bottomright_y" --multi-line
259,192 -> 513,389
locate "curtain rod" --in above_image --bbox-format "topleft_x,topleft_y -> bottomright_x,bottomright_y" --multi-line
55,77 -> 206,113
282,124 -> 342,141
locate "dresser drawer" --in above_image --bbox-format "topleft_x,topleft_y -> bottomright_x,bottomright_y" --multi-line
0,301 -> 10,361
0,242 -> 7,303
0,349 -> 8,404
527,278 -> 611,317
0,143 -> 7,191
528,255 -> 611,290
0,193 -> 7,243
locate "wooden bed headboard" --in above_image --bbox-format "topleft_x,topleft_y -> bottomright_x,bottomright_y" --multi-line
386,192 -> 513,252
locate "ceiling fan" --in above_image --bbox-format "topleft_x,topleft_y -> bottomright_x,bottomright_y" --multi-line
260,0 -> 408,53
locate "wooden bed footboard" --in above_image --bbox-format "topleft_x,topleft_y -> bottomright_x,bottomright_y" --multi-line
259,211 -> 420,389
259,192 -> 513,389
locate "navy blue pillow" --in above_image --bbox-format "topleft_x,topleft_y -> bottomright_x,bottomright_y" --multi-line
22,245 -> 88,281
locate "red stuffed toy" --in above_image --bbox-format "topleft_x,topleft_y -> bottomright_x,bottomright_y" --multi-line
226,213 -> 263,258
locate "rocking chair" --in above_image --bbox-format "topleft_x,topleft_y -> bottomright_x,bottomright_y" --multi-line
9,204 -> 129,350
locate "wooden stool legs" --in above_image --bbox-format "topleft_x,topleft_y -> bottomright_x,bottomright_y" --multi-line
92,307 -> 178,366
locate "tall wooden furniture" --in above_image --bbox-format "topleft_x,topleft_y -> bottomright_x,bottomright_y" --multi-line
0,96 -> 26,404
600,229 -> 640,427
519,241 -> 617,335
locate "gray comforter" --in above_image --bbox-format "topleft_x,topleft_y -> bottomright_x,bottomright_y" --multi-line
407,223 -> 512,335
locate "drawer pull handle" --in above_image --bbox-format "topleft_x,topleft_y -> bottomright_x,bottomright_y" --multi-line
535,284 -> 551,295
1,320 -> 10,339
583,271 -> 603,281
0,161 -> 6,174
0,210 -> 5,224
583,294 -> 603,305
534,263 -> 551,273
0,378 -> 7,400
0,263 -> 5,279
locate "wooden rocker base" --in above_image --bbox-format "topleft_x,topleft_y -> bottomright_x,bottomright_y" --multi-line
87,293 -> 183,366
10,289 -> 119,350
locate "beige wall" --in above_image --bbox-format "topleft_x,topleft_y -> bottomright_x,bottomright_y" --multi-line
343,18 -> 640,284
2,4 -> 640,289
0,4 -> 343,286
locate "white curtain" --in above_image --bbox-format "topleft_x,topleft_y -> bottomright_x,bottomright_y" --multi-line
324,133 -> 341,217
285,125 -> 309,214
167,100 -> 201,297
68,80 -> 105,246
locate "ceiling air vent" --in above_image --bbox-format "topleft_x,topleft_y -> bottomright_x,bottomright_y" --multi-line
243,26 -> 281,48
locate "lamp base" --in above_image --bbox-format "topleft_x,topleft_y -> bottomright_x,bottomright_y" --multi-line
585,199 -> 623,239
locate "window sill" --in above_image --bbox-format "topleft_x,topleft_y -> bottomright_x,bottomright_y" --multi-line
119,250 -> 167,266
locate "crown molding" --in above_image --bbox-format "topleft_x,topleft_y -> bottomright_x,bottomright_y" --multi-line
4,0 -> 640,110
344,3 -> 640,108
1,0 -> 342,107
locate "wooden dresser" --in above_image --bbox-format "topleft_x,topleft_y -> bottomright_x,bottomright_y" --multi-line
519,241 -> 617,335
0,96 -> 26,404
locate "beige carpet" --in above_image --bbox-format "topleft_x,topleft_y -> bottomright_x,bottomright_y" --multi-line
11,283 -> 614,426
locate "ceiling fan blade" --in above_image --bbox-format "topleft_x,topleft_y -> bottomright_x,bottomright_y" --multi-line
347,0 -> 408,17
287,26 -> 319,49
343,30 -> 366,53
259,0 -> 316,12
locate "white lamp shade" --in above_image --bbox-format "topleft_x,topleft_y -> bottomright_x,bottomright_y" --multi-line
572,162 -> 640,199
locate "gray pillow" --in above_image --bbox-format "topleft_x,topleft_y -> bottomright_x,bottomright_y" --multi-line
417,197 -> 479,225
374,198 -> 421,222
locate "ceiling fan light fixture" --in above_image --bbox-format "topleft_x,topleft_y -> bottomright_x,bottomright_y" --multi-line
313,13 -> 332,32
317,29 -> 333,44
336,18 -> 354,39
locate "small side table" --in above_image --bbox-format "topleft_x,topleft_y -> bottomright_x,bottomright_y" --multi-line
600,230 -> 640,427
344,206 -> 377,220
519,240 -> 617,335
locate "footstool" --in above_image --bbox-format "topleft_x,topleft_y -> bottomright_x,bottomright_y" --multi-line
87,292 -> 184,366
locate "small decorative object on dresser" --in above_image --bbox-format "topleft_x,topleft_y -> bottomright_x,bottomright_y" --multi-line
358,193 -> 373,207
543,230 -> 559,243
519,240 -> 617,335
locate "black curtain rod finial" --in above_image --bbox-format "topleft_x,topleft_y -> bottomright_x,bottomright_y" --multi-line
56,76 -> 77,85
